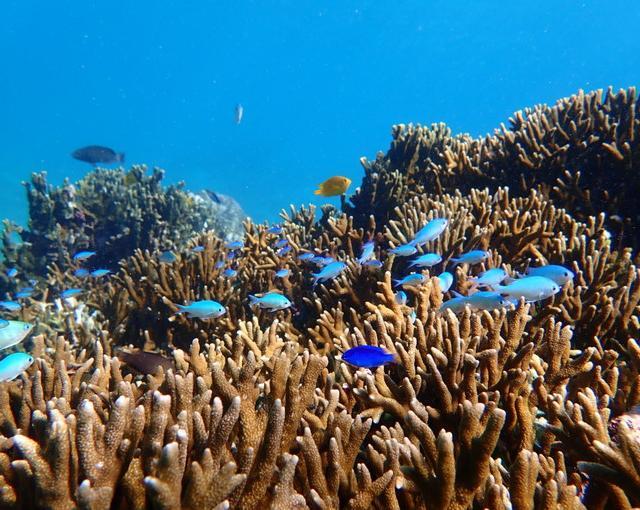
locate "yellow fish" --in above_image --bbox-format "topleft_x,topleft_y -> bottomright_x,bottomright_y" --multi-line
314,176 -> 352,197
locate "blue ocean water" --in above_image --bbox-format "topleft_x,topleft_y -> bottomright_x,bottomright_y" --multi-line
1,1 -> 638,227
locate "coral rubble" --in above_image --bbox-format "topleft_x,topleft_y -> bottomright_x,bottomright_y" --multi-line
0,88 -> 639,508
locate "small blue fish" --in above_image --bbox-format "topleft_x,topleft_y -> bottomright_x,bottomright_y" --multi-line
395,291 -> 407,305
494,276 -> 560,302
28,279 -> 37,287
0,352 -> 34,382
5,268 -> 17,278
277,245 -> 292,256
222,268 -> 237,278
274,238 -> 289,248
312,261 -> 347,287
73,251 -> 96,262
451,250 -> 490,266
390,244 -> 418,257
524,265 -> 575,286
61,289 -> 83,299
159,251 -> 177,264
363,259 -> 383,268
227,251 -> 236,260
408,253 -> 442,268
0,321 -> 33,350
215,261 -> 226,269
311,256 -> 335,267
275,269 -> 290,278
465,291 -> 509,311
358,241 -> 375,265
342,345 -> 396,369
470,268 -> 508,288
298,253 -> 315,262
249,292 -> 293,311
226,241 -> 244,250
15,291 -> 32,299
0,301 -> 21,312
74,268 -> 90,278
90,269 -> 111,277
440,296 -> 469,314
410,219 -> 448,246
437,272 -> 454,292
192,245 -> 205,253
175,300 -> 226,319
393,273 -> 427,288
267,225 -> 283,235
0,319 -> 8,329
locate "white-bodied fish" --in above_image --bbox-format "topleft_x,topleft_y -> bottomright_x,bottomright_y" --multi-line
358,241 -> 375,264
175,300 -> 226,319
249,292 -> 293,311
408,253 -> 442,268
470,268 -> 508,288
390,244 -> 418,257
395,290 -> 408,305
410,219 -> 448,246
523,265 -> 575,286
235,103 -> 244,124
394,273 -> 427,288
451,250 -> 490,266
465,291 -> 509,311
0,352 -> 34,382
0,321 -> 33,351
494,276 -> 560,302
439,296 -> 468,314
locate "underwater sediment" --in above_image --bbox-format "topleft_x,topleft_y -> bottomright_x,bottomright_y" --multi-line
0,87 -> 639,509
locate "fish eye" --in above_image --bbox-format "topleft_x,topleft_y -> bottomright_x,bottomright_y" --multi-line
564,271 -> 570,277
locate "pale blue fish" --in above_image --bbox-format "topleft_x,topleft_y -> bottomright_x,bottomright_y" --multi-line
227,251 -> 236,260
175,300 -> 226,319
357,241 -> 375,264
222,269 -> 237,278
61,288 -> 83,299
342,345 -> 396,369
470,268 -> 508,288
0,301 -> 21,312
390,244 -> 418,257
0,352 -> 34,382
298,253 -> 315,262
451,250 -> 490,266
248,292 -> 293,311
274,238 -> 289,249
409,311 -> 417,323
267,225 -> 283,235
159,251 -> 177,264
437,271 -> 454,292
494,276 -> 560,302
312,261 -> 347,287
410,218 -> 448,246
408,253 -> 442,268
192,245 -> 205,253
90,269 -> 111,277
311,256 -> 335,267
277,245 -> 292,256
15,290 -> 33,299
73,251 -> 96,262
524,265 -> 575,286
74,268 -> 90,278
0,321 -> 33,350
214,261 -> 225,269
226,241 -> 244,250
439,296 -> 469,314
395,291 -> 407,305
363,259 -> 383,268
28,279 -> 37,287
5,268 -> 17,278
465,291 -> 509,311
394,273 -> 427,288
275,269 -> 290,278
0,320 -> 7,329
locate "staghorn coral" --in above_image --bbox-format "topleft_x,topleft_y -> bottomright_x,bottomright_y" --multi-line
1,89 -> 640,508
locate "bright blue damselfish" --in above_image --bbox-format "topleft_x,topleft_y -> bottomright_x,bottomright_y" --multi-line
342,345 -> 396,369
410,219 -> 448,246
524,265 -> 575,286
357,241 -> 375,264
408,253 -> 442,268
312,261 -> 347,287
175,300 -> 226,319
73,251 -> 96,262
451,250 -> 490,266
390,244 -> 418,257
470,268 -> 508,287
0,352 -> 34,382
249,292 -> 293,311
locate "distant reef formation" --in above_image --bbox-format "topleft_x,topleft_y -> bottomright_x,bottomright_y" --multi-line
348,87 -> 639,249
0,88 -> 639,509
1,165 -> 246,284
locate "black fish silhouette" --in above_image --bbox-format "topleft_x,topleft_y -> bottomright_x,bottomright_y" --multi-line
72,145 -> 125,165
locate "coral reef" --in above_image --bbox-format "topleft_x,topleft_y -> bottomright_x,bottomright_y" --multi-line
0,88 -> 639,508
0,166 -> 246,285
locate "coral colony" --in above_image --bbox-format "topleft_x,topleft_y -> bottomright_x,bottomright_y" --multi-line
0,88 -> 638,508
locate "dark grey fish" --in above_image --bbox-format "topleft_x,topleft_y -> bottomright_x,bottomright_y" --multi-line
72,145 -> 125,165
117,350 -> 173,375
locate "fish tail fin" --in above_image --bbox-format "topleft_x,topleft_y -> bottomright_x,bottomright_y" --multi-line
248,295 -> 259,306
450,258 -> 460,265
117,152 -> 125,163
173,305 -> 186,316
451,290 -> 464,298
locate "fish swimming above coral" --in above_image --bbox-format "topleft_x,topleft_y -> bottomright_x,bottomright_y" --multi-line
0,352 -> 34,382
408,252 -> 442,268
389,243 -> 418,257
158,251 -> 177,264
341,345 -> 397,369
470,267 -> 509,288
494,276 -> 560,302
394,273 -> 427,288
437,271 -> 454,292
314,176 -> 352,196
312,261 -> 347,287
410,218 -> 448,246
521,264 -> 575,286
357,241 -> 375,264
0,301 -> 21,312
174,300 -> 226,319
117,350 -> 174,375
73,251 -> 96,262
71,145 -> 125,165
248,292 -> 294,311
451,250 -> 490,266
0,321 -> 33,350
